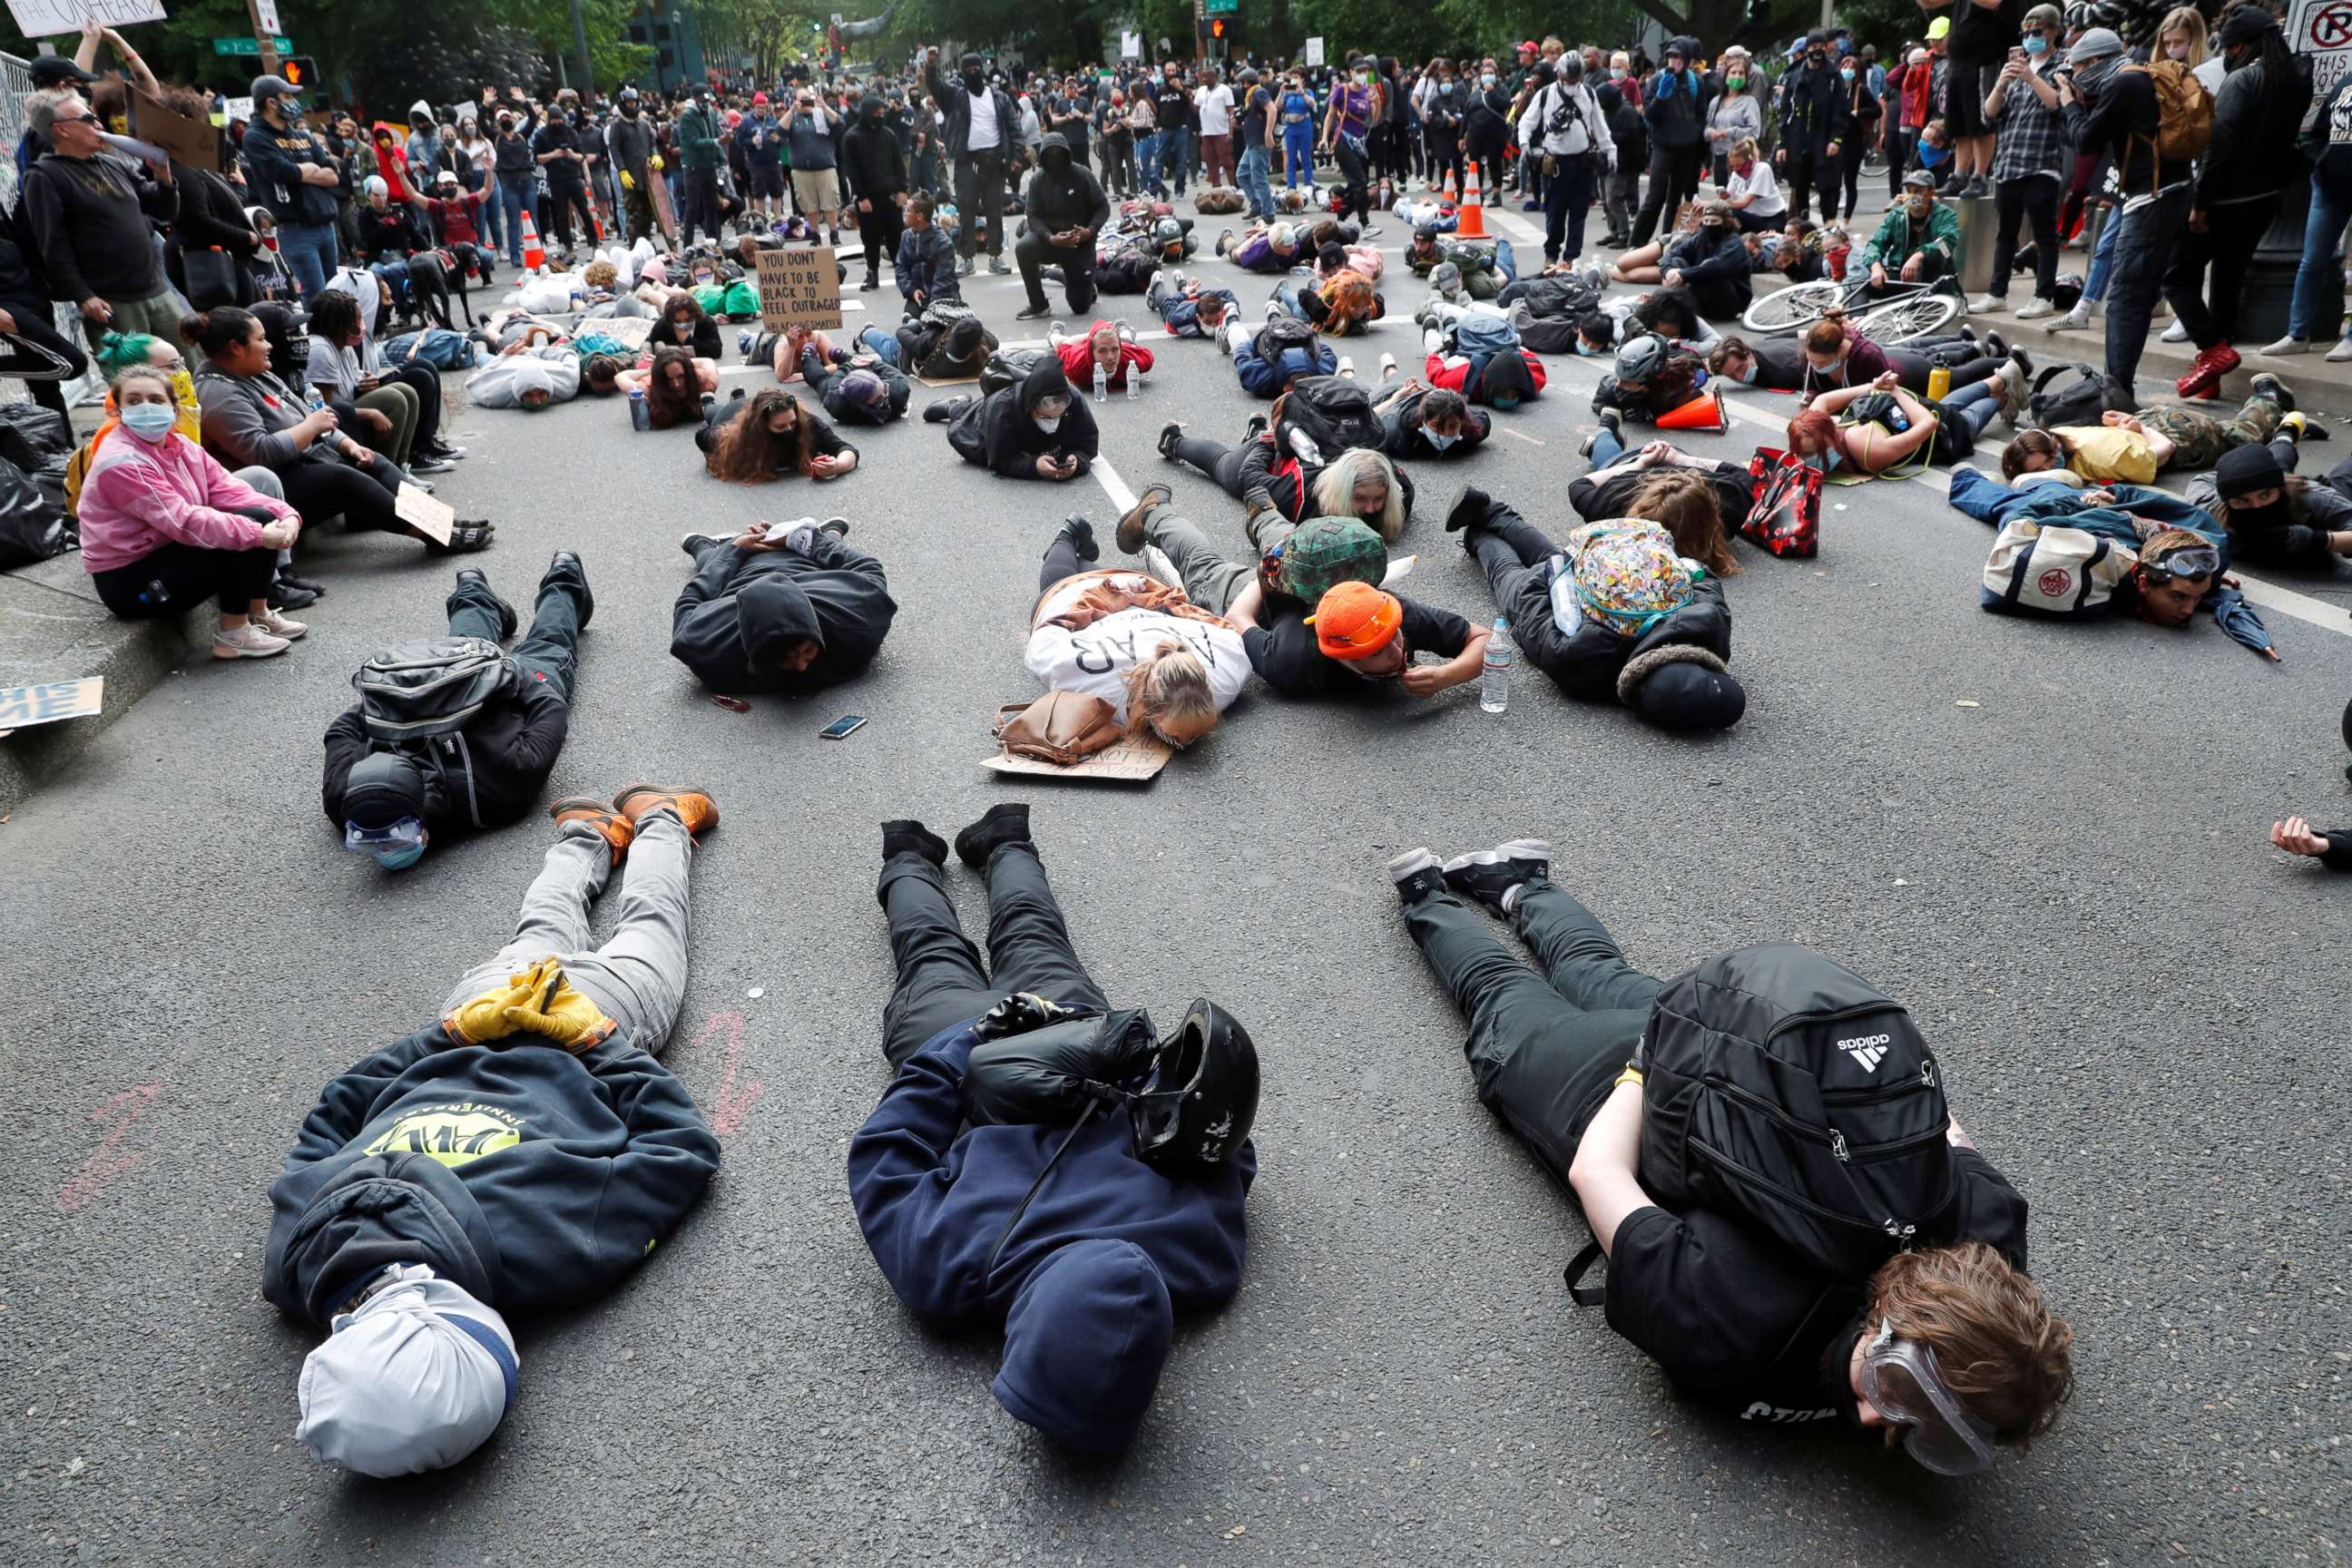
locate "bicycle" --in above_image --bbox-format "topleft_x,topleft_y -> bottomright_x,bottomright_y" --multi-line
1741,274 -> 1965,345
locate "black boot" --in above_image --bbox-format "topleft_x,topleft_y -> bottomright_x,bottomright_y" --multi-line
882,818 -> 949,865
544,550 -> 593,631
1443,485 -> 1493,534
955,802 -> 1032,869
1056,515 -> 1100,562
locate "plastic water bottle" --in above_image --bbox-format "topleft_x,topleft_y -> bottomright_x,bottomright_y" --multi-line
1126,363 -> 1139,400
1481,616 -> 1513,714
305,388 -> 326,412
629,387 -> 650,431
1093,361 -> 1108,403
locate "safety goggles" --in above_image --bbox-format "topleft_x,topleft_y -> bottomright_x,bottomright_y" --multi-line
343,816 -> 427,855
1860,1319 -> 1997,1475
2141,544 -> 2220,581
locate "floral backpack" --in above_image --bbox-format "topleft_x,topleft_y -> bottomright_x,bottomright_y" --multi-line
1549,518 -> 1697,639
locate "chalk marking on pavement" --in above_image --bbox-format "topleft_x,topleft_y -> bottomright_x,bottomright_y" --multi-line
1500,426 -> 1546,446
680,1012 -> 766,1138
57,1082 -> 160,1213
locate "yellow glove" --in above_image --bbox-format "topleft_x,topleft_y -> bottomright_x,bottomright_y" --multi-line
498,956 -> 618,1053
444,972 -> 538,1045
650,153 -> 665,172
620,169 -> 634,190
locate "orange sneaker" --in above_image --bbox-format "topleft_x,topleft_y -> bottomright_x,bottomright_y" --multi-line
550,796 -> 634,865
612,783 -> 719,837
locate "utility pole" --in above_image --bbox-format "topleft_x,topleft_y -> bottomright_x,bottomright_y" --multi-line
245,0 -> 279,74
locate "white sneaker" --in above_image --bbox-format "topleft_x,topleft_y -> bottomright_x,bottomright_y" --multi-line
2045,306 -> 2092,333
1337,355 -> 1356,377
2161,319 -> 2190,344
1969,293 -> 2005,313
1378,351 -> 1398,377
250,605 -> 308,639
212,622 -> 291,660
2259,335 -> 2311,357
2014,297 -> 2055,320
2329,338 -> 2352,363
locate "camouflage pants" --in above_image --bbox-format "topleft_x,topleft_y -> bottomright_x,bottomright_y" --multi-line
2141,395 -> 2282,472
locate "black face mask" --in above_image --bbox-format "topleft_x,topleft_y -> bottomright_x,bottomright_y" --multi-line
964,70 -> 985,92
622,103 -> 640,118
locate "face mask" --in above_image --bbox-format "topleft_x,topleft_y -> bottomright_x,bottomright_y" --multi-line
1727,74 -> 1747,88
1804,449 -> 1840,472
1577,341 -> 1606,358
120,400 -> 178,441
1840,67 -> 1857,81
1481,74 -> 1497,88
1733,360 -> 1759,384
1426,428 -> 1458,450
2024,34 -> 2051,55
2166,40 -> 2190,59
373,842 -> 426,870
1034,414 -> 1062,432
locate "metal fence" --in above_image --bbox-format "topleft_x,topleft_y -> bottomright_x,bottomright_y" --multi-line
2,49 -> 106,408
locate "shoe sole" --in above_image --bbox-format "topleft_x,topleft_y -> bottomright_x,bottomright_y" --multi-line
212,638 -> 289,659
612,782 -> 719,834
1441,839 -> 1553,877
1117,484 -> 1172,553
1387,847 -> 1440,883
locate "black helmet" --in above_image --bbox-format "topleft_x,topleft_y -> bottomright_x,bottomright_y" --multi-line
1614,333 -> 1667,385
343,750 -> 427,830
1154,217 -> 1187,260
1130,1000 -> 1259,1173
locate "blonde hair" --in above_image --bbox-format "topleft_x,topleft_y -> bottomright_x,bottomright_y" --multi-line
1122,642 -> 1219,744
1311,447 -> 1406,543
2157,5 -> 2209,65
1730,135 -> 1760,162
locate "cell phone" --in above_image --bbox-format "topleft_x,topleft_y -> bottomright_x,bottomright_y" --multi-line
818,713 -> 868,740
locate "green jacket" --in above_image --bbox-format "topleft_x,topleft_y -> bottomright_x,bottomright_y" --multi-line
678,104 -> 722,172
1856,199 -> 1960,273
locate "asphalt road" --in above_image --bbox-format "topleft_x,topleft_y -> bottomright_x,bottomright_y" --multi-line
3,192 -> 2348,1568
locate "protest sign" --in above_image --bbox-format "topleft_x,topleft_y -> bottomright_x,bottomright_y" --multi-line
1305,36 -> 1325,65
0,677 -> 103,737
757,245 -> 844,331
395,483 -> 455,546
130,89 -> 219,172
9,0 -> 162,43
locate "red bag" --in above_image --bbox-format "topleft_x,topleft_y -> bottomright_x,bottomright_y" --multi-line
1742,446 -> 1823,558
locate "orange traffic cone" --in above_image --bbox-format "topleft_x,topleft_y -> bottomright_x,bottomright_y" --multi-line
1456,162 -> 1486,240
519,209 -> 546,271
1656,387 -> 1727,433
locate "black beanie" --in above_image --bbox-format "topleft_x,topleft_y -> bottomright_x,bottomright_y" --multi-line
2213,443 -> 2284,502
343,750 -> 427,829
1620,644 -> 1747,731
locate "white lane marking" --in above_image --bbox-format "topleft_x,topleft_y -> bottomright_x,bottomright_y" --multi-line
1092,452 -> 1139,513
1500,426 -> 1546,446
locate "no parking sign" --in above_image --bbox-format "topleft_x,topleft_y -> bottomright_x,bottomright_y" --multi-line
2294,0 -> 2352,93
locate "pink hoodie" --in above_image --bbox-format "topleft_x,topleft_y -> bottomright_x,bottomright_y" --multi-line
76,425 -> 296,574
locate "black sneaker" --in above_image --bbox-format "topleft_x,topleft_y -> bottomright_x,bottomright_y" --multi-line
1444,485 -> 1493,534
546,550 -> 593,629
268,578 -> 318,612
680,531 -> 730,556
882,818 -> 948,865
2249,371 -> 2293,412
819,517 -> 851,537
1243,412 -> 1269,442
1015,300 -> 1055,321
954,802 -> 1032,869
1579,407 -> 1622,460
1116,482 -> 1171,553
279,571 -> 326,597
1981,329 -> 2009,361
1441,840 -> 1552,912
1056,514 -> 1100,562
922,401 -> 956,424
1387,847 -> 1447,906
1158,420 -> 1185,459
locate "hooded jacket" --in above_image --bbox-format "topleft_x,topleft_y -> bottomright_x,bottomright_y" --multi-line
1642,49 -> 1716,150
847,1021 -> 1253,1451
841,99 -> 907,202
21,151 -> 178,304
1053,319 -> 1155,389
1233,328 -> 1338,398
262,1024 -> 720,1328
1021,133 -> 1112,243
812,358 -> 912,425
1777,54 -> 1850,159
668,527 -> 894,692
945,356 -> 1101,477
320,654 -> 570,834
894,224 -> 958,304
464,346 -> 583,408
1658,222 -> 1754,318
2196,46 -> 2311,210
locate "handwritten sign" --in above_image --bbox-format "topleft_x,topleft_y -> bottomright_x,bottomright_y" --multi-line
394,482 -> 454,545
0,676 -> 103,735
130,89 -> 218,173
8,0 -> 164,43
756,244 -> 843,332
1305,36 -> 1325,66
1122,30 -> 1142,60
983,701 -> 1174,783
220,94 -> 253,123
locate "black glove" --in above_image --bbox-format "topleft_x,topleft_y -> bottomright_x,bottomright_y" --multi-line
965,1007 -> 1157,1127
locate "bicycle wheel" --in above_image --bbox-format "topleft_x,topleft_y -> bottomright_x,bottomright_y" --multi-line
1741,279 -> 1846,333
1856,292 -> 1962,345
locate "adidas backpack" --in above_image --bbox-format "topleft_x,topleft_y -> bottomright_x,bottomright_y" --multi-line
1635,944 -> 1963,1282
352,637 -> 515,744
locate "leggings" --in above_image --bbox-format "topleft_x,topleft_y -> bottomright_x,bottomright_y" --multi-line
89,533 -> 279,620
273,458 -> 409,536
1168,434 -> 1250,497
1427,133 -> 1465,198
356,381 -> 420,466
1335,138 -> 1371,221
1283,126 -> 1316,188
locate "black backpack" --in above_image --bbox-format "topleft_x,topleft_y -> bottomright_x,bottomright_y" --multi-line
1496,272 -> 1600,321
351,637 -> 514,744
2024,361 -> 2132,432
1250,312 -> 1317,366
979,347 -> 1048,398
1632,944 -> 1962,1283
1276,374 -> 1379,462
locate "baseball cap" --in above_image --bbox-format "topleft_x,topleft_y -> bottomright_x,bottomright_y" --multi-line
1902,167 -> 1938,191
250,74 -> 301,103
1306,581 -> 1403,661
28,55 -> 100,88
1926,16 -> 1951,39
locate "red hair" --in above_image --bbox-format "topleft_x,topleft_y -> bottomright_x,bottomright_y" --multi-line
1786,408 -> 1844,464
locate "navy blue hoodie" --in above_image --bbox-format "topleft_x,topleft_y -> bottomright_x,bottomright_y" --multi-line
263,1024 -> 721,1328
848,1020 -> 1254,1451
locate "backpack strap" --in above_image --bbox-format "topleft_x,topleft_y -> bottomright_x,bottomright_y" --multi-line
1563,1240 -> 1608,1307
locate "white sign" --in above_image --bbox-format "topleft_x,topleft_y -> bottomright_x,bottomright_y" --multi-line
2293,0 -> 2352,95
0,676 -> 103,735
1121,29 -> 1141,60
253,0 -> 277,34
220,94 -> 253,122
395,482 -> 455,545
1305,36 -> 1325,67
7,0 -> 163,41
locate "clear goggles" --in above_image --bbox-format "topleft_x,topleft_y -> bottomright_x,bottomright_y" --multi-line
1861,1319 -> 1997,1476
343,816 -> 427,854
2141,544 -> 2220,582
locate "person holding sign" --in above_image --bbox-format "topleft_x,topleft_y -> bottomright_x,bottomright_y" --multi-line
20,88 -> 180,342
1013,133 -> 1111,322
927,356 -> 1099,481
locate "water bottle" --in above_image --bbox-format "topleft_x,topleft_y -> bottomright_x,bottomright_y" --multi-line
1925,362 -> 1952,401
1481,616 -> 1513,714
629,387 -> 650,432
1093,361 -> 1108,403
304,388 -> 326,413
140,578 -> 169,608
1125,363 -> 1140,400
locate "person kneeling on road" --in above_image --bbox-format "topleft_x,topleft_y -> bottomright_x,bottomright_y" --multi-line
326,553 -> 593,870
852,806 -> 1258,1451
670,519 -> 897,697
928,356 -> 1100,481
1446,482 -> 1747,730
263,789 -> 723,1476
1014,133 -> 1111,321
1381,842 -> 2072,1469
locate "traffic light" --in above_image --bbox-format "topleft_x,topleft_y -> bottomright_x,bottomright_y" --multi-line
1210,17 -> 1227,41
279,55 -> 318,89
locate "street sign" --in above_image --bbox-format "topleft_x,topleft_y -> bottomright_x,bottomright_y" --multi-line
254,0 -> 279,34
213,36 -> 292,54
1204,0 -> 1238,12
2295,0 -> 2352,93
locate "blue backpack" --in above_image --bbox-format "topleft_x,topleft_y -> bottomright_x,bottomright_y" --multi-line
382,328 -> 477,371
1452,308 -> 1520,359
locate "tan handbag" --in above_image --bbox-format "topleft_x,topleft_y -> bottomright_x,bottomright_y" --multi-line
995,692 -> 1124,766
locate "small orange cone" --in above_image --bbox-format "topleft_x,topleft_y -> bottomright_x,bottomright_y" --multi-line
1456,162 -> 1486,239
1656,387 -> 1727,433
519,209 -> 546,271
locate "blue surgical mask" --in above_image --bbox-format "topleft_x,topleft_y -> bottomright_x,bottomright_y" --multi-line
1426,428 -> 1459,450
1576,341 -> 1606,358
120,400 -> 180,441
2023,34 -> 2049,54
373,842 -> 426,870
1735,361 -> 1759,385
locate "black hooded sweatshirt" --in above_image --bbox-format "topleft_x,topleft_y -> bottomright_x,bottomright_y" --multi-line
669,532 -> 897,694
320,671 -> 570,834
842,97 -> 907,203
946,356 -> 1101,477
1021,132 -> 1111,244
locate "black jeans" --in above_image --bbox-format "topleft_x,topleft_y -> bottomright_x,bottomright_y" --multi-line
1168,434 -> 1250,497
1829,140 -> 1867,222
1404,882 -> 1660,1191
1990,176 -> 2061,302
1782,148 -> 1822,220
1427,132 -> 1465,198
2165,193 -> 2281,349
877,844 -> 1109,1067
1015,231 -> 1098,313
1632,143 -> 1703,247
1465,502 -> 1581,691
0,309 -> 89,416
275,458 -> 407,536
859,196 -> 905,283
1885,348 -> 2003,392
954,150 -> 1008,260
446,560 -> 586,701
1334,137 -> 1371,222
89,534 -> 279,620
1542,154 -> 1597,263
2106,184 -> 2192,395
684,167 -> 723,245
544,180 -> 595,250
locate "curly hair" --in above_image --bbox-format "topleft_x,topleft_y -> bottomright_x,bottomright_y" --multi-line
1867,1242 -> 2074,1447
705,387 -> 816,483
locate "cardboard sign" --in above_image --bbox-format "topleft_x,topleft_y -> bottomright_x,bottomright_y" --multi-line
983,702 -> 1174,783
129,89 -> 219,174
1305,36 -> 1325,66
220,94 -> 254,124
0,677 -> 103,736
595,314 -> 654,350
9,0 -> 163,42
394,482 -> 455,545
1122,29 -> 1142,60
756,245 -> 843,331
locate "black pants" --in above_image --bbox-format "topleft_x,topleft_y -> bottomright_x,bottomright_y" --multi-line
1465,502 -> 1584,692
2165,193 -> 2280,349
1335,138 -> 1371,222
1015,231 -> 1098,314
954,150 -> 1008,260
544,181 -> 595,250
1886,129 -> 1916,201
877,844 -> 1109,1067
1630,142 -> 1703,247
1829,140 -> 1867,223
1990,176 -> 2061,303
0,309 -> 88,416
860,197 -> 905,283
89,531 -> 279,620
1427,132 -> 1465,198
446,560 -> 586,701
1885,348 -> 2003,393
1404,880 -> 1660,1191
1168,434 -> 1250,497
1782,148 -> 1822,221
1542,154 -> 1597,263
275,458 -> 407,536
683,168 -> 723,245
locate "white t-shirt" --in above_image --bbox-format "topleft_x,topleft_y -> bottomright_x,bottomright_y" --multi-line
967,83 -> 1003,151
1025,597 -> 1250,722
1727,161 -> 1786,219
1194,84 -> 1235,137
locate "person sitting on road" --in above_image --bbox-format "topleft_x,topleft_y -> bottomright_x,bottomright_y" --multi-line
698,387 -> 860,483
1787,361 -> 2027,474
1025,516 -> 1248,745
1227,314 -> 1338,399
2004,386 -> 2314,486
2183,442 -> 2352,568
806,354 -> 912,426
466,345 -> 583,410
1608,200 -> 1753,322
928,356 -> 1100,481
895,194 -> 960,318
616,345 -> 718,428
1013,132 -> 1112,322
1051,318 -> 1154,392
77,363 -> 309,660
1375,380 -> 1490,462
1145,269 -> 1239,341
305,289 -> 437,474
1855,169 -> 1960,296
852,806 -> 1257,1452
263,789 -> 722,1478
1592,334 -> 1710,426
324,554 -> 593,870
669,519 -> 897,696
1158,414 -> 1414,541
1380,842 -> 2071,1469
1445,480 -> 1747,730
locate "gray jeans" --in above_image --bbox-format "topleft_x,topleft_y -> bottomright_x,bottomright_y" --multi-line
1141,511 -> 1252,614
439,812 -> 696,1054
